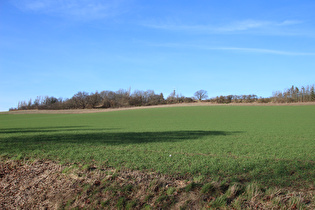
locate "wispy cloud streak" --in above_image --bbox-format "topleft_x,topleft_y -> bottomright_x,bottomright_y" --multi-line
143,19 -> 303,35
147,42 -> 315,56
212,47 -> 315,56
217,20 -> 302,32
11,0 -> 129,20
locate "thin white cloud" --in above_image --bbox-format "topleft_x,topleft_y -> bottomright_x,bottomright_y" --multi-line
218,20 -> 302,32
211,47 -> 315,56
278,20 -> 303,26
143,19 -> 303,34
10,0 -> 129,20
146,42 -> 315,56
21,0 -> 51,10
218,20 -> 271,32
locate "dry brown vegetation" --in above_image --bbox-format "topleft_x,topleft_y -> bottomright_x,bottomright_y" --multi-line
1,159 -> 314,209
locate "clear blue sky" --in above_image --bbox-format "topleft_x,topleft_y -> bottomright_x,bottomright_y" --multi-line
1,0 -> 315,111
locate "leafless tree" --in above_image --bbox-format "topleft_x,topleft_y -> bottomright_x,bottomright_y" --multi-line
194,90 -> 208,101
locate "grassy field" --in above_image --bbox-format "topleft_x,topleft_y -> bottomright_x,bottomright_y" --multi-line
1,105 -> 314,208
0,105 -> 315,209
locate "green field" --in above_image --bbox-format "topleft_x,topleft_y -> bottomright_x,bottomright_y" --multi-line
1,105 -> 314,188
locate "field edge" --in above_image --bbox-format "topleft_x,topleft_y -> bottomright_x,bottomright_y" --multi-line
2,101 -> 315,115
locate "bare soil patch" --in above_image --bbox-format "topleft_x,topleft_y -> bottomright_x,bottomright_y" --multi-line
0,160 -> 79,209
1,159 -> 314,209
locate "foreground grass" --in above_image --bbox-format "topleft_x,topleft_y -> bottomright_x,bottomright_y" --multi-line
1,105 -> 314,190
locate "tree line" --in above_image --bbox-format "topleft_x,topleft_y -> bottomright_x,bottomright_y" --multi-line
13,89 -> 193,110
206,94 -> 271,103
10,84 -> 315,111
271,84 -> 315,103
206,84 -> 315,104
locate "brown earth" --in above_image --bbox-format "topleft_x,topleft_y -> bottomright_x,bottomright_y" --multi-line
0,159 -> 314,209
3,102 -> 315,115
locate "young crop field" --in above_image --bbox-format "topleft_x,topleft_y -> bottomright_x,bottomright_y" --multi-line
1,105 -> 314,209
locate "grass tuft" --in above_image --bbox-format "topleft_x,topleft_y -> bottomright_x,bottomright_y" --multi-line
225,183 -> 244,198
209,195 -> 227,208
116,196 -> 127,209
185,182 -> 199,192
166,187 -> 176,196
245,182 -> 262,199
201,183 -> 214,194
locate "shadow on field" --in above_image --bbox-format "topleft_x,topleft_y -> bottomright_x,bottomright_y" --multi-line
0,126 -> 117,134
2,129 -> 314,188
0,128 -> 243,146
